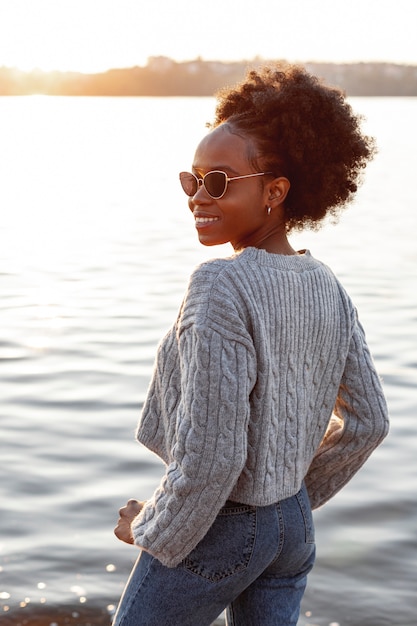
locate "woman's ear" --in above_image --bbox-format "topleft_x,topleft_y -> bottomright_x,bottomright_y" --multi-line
267,177 -> 290,207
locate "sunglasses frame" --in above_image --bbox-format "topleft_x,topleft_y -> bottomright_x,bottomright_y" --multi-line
179,170 -> 273,200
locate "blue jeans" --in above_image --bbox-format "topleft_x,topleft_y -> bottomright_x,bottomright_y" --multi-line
113,483 -> 315,626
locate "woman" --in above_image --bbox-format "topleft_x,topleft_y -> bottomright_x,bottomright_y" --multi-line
113,65 -> 389,626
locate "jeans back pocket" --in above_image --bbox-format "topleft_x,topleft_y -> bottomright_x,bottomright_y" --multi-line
182,503 -> 257,582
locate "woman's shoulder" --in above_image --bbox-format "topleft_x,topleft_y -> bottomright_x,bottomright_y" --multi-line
190,252 -> 238,277
184,255 -> 237,308
185,253 -> 243,295
177,254 -> 252,335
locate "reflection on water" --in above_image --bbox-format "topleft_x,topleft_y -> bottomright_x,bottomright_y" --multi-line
1,96 -> 417,626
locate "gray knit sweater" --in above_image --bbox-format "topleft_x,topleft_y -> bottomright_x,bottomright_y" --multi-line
132,247 -> 389,567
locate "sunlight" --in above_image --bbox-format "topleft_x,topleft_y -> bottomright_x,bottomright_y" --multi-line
26,335 -> 50,351
0,0 -> 128,72
0,0 -> 415,73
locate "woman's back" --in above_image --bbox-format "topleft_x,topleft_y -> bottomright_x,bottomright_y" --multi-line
135,247 -> 387,567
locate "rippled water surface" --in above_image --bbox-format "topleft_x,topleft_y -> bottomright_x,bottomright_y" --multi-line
1,96 -> 416,625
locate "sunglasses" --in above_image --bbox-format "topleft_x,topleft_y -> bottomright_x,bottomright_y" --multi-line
179,170 -> 272,200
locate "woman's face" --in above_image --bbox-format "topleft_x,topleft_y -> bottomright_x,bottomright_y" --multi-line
186,125 -> 274,250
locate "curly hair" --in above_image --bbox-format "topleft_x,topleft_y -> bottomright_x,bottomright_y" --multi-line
211,64 -> 376,232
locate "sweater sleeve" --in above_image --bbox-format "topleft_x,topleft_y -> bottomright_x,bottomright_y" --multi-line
131,321 -> 257,567
305,315 -> 389,509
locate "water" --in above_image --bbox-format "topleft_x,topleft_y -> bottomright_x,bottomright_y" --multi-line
0,96 -> 416,626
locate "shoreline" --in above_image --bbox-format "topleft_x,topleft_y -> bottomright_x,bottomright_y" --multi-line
0,605 -> 226,626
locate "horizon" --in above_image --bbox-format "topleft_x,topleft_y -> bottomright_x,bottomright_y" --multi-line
2,56 -> 417,77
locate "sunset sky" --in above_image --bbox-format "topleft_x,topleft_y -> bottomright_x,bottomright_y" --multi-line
0,0 -> 415,73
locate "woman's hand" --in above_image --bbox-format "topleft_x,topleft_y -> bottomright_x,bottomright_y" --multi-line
114,499 -> 145,545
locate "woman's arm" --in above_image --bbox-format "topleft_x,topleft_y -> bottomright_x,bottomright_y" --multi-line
305,317 -> 389,509
130,323 -> 256,567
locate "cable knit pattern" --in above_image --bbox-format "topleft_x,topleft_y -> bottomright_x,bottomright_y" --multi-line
132,247 -> 389,567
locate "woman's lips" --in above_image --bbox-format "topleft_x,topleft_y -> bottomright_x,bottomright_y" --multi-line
194,216 -> 220,227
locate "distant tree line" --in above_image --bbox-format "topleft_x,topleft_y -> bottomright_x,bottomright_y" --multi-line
1,57 -> 417,96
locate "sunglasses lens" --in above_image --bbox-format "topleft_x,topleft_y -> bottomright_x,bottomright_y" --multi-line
179,172 -> 198,196
179,171 -> 227,198
204,171 -> 227,198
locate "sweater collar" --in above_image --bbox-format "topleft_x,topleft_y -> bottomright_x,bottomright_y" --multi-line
234,246 -> 318,271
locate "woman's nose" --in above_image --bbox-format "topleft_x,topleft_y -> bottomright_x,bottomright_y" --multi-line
189,186 -> 211,211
